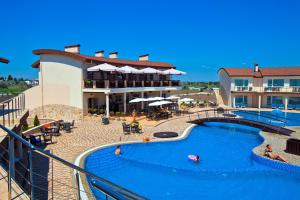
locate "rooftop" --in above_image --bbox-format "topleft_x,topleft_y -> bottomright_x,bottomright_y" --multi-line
220,66 -> 300,77
0,57 -> 9,64
32,49 -> 174,69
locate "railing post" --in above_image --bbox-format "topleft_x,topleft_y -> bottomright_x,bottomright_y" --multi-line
2,103 -> 5,126
12,99 -> 14,124
8,135 -> 15,200
76,172 -> 81,200
8,101 -> 10,126
29,147 -> 35,199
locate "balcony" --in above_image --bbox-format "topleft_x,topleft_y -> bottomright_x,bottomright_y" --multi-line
263,87 -> 300,93
231,86 -> 253,92
83,80 -> 181,90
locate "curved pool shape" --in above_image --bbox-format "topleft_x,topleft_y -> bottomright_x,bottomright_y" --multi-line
85,122 -> 300,199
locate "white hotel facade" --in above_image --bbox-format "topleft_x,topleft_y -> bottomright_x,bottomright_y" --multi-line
25,45 -> 182,116
219,65 -> 300,109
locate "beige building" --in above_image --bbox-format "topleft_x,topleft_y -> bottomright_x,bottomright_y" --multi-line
25,45 -> 182,116
219,64 -> 300,109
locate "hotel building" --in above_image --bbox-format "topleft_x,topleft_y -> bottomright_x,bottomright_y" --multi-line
26,45 -> 182,116
219,65 -> 300,109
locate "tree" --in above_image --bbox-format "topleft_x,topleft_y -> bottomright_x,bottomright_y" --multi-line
33,115 -> 40,127
7,75 -> 13,81
22,120 -> 29,132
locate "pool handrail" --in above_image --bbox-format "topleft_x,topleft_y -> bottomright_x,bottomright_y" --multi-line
0,124 -> 148,200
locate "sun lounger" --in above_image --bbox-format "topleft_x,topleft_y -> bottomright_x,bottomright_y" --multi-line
271,104 -> 277,109
122,123 -> 130,134
278,104 -> 285,109
288,105 -> 295,110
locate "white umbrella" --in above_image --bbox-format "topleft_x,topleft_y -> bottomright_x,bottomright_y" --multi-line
149,100 -> 173,107
165,95 -> 180,100
140,67 -> 162,74
162,68 -> 186,75
87,63 -> 123,72
145,97 -> 165,101
179,98 -> 194,102
119,65 -> 142,74
129,98 -> 146,103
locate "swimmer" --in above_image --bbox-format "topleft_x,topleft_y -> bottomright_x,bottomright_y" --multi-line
115,145 -> 121,155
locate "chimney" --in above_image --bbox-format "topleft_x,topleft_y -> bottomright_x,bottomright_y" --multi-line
254,63 -> 259,72
95,50 -> 104,57
64,44 -> 80,54
139,54 -> 149,61
109,52 -> 118,59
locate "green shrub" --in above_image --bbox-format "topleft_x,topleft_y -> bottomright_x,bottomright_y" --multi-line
33,115 -> 40,127
22,120 -> 29,131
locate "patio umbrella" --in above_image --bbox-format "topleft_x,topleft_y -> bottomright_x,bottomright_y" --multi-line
140,67 -> 162,74
162,68 -> 186,75
87,63 -> 123,72
129,98 -> 146,103
149,100 -> 173,107
165,95 -> 180,100
145,97 -> 165,101
179,98 -> 194,102
119,65 -> 142,74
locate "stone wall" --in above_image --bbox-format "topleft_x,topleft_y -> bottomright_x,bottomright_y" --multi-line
29,104 -> 83,121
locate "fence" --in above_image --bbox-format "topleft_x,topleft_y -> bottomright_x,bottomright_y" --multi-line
0,93 -> 26,127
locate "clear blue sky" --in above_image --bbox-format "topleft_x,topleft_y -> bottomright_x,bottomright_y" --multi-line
1,0 -> 300,81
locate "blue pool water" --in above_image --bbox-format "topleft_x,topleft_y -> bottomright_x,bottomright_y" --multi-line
85,121 -> 300,200
234,110 -> 300,126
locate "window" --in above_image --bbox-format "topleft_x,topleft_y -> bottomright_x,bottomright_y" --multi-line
267,79 -> 284,87
289,97 -> 300,105
234,79 -> 249,87
267,96 -> 283,106
234,95 -> 248,106
290,79 -> 300,87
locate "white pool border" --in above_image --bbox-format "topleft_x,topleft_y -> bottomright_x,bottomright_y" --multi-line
73,124 -> 196,200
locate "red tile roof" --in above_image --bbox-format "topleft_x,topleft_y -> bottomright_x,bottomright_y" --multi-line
220,67 -> 300,77
0,57 -> 9,64
32,49 -> 174,69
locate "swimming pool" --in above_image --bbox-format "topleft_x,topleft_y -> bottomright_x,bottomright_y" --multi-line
234,110 -> 300,126
84,122 -> 300,199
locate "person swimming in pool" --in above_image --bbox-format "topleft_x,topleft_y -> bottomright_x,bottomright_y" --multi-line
115,145 -> 121,155
195,155 -> 200,162
263,144 -> 288,163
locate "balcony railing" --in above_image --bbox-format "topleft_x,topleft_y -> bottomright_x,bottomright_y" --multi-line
232,86 -> 253,92
264,87 -> 300,93
84,80 -> 181,89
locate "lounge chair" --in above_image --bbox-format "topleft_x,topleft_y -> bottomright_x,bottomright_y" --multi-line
295,105 -> 300,110
278,104 -> 285,110
287,104 -> 295,110
29,135 -> 42,145
63,123 -> 71,133
43,133 -> 53,144
271,103 -> 277,109
122,123 -> 131,134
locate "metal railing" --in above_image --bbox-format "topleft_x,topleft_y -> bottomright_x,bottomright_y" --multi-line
83,80 -> 181,89
0,124 -> 148,200
0,93 -> 26,127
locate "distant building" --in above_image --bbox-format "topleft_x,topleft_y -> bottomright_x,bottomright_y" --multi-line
219,64 -> 300,109
25,45 -> 183,116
